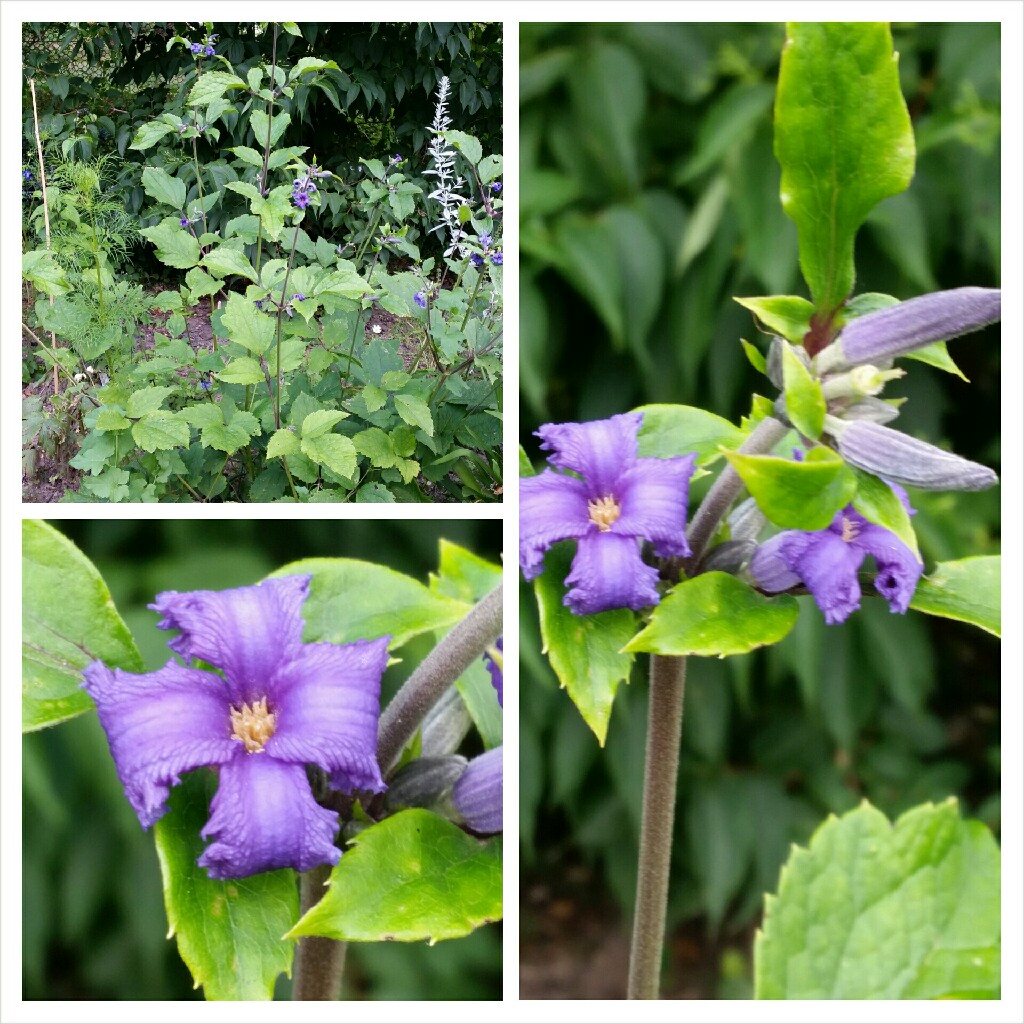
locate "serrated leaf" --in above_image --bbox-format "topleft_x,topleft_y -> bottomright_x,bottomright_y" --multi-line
201,246 -> 258,283
362,383 -> 387,412
22,249 -> 69,295
186,70 -> 248,107
129,120 -> 176,151
270,559 -> 468,649
216,357 -> 265,385
250,109 -> 291,148
230,145 -> 264,167
300,409 -> 348,439
781,343 -> 826,438
202,419 -> 256,455
533,543 -> 635,744
626,572 -> 798,656
287,810 -> 501,944
266,428 -> 300,459
95,408 -> 131,431
381,370 -> 411,390
221,291 -> 275,354
393,394 -> 434,436
909,556 -> 999,637
443,130 -> 483,165
430,539 -> 503,604
140,219 -> 202,270
755,800 -> 1000,999
301,433 -> 357,479
132,411 -> 191,452
354,427 -> 397,468
184,266 -> 222,300
141,165 -> 186,209
635,404 -> 745,465
126,385 -> 176,419
22,521 -> 143,731
154,770 -> 297,1000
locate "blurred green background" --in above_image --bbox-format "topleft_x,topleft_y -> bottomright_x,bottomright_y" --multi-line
519,21 -> 1000,998
23,518 -> 502,1000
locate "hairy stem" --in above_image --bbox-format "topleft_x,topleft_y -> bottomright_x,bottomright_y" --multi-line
377,584 -> 502,774
627,654 -> 688,1000
292,865 -> 346,1000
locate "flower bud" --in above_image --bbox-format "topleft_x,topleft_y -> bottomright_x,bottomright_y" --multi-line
452,746 -> 502,834
421,685 -> 472,757
817,287 -> 1001,373
827,417 -> 998,491
821,365 -> 905,401
834,396 -> 903,425
384,755 -> 467,815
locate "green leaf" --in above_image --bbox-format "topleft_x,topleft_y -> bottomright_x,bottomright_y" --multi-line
904,340 -> 969,381
533,543 -> 636,745
755,800 -> 1000,999
301,433 -> 357,479
186,70 -> 248,107
202,417 -> 257,455
635,404 -> 745,465
184,266 -> 222,300
354,427 -> 398,469
22,520 -> 143,731
141,165 -> 186,209
201,246 -> 258,283
443,130 -> 483,165
774,23 -> 915,311
627,573 -> 799,656
132,411 -> 191,452
430,539 -> 503,604
735,295 -> 816,344
220,291 -> 275,354
740,338 -> 768,374
229,145 -> 264,168
250,109 -> 291,148
288,57 -> 339,80
300,409 -> 348,439
362,383 -> 387,412
140,219 -> 202,270
909,556 -> 999,637
269,559 -> 468,649
126,385 -> 176,419
129,119 -> 176,151
153,770 -> 297,1000
287,810 -> 501,944
22,249 -> 69,295
725,446 -> 857,530
780,343 -> 826,439
216,357 -> 265,385
95,407 -> 131,431
393,394 -> 434,436
850,468 -> 919,559
266,428 -> 300,459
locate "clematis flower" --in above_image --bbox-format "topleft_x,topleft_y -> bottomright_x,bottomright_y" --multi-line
520,413 -> 697,615
414,291 -> 428,309
749,488 -> 923,625
82,575 -> 389,879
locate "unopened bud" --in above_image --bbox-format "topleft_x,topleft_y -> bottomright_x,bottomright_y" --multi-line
821,364 -> 905,401
384,755 -> 467,815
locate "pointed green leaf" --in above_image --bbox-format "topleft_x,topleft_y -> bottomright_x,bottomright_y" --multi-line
141,166 -> 186,209
185,266 -> 222,300
904,340 -> 969,381
22,520 -> 143,731
154,771 -> 298,1000
755,800 -> 1000,999
627,572 -> 798,656
266,427 -> 300,459
185,70 -> 248,107
132,412 -> 191,452
735,295 -> 816,344
909,556 -> 999,637
287,810 -> 501,944
300,409 -> 349,439
635,404 -> 745,464
201,418 -> 256,455
140,219 -> 202,270
201,246 -> 259,283
393,394 -> 434,436
221,291 -> 275,355
781,343 -> 826,439
129,119 -> 176,151
216,357 -> 265,385
430,539 -> 503,604
22,249 -> 69,295
95,407 -> 131,431
250,109 -> 291,148
774,23 -> 915,311
301,433 -> 356,479
126,386 -> 176,419
354,427 -> 398,468
533,543 -> 636,745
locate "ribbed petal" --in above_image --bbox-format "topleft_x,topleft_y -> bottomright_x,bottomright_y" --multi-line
485,638 -> 503,707
197,754 -> 341,879
614,453 -> 696,557
748,533 -> 803,593
81,661 -> 237,828
839,287 -> 1001,367
536,413 -> 641,497
452,746 -> 502,834
150,575 -> 311,703
853,524 -> 924,614
519,470 -> 591,580
265,637 -> 388,793
784,531 -> 865,625
564,533 -> 660,615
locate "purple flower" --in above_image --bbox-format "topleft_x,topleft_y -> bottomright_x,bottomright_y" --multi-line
490,252 -> 503,266
491,181 -> 502,194
470,253 -> 485,268
484,638 -> 502,707
200,379 -> 212,391
749,491 -> 923,625
478,231 -> 493,249
291,292 -> 306,302
520,413 -> 697,615
23,169 -> 33,180
414,291 -> 428,309
179,216 -> 190,229
292,189 -> 311,209
204,45 -> 216,57
452,746 -> 502,834
189,42 -> 202,54
391,153 -> 403,164
82,576 -> 389,879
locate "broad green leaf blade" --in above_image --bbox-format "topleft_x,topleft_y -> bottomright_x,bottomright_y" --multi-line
220,290 -> 275,355
909,556 -> 1000,636
216,357 -> 265,385
533,543 -> 635,745
132,411 -> 191,453
129,119 -> 176,151
185,70 -> 248,107
724,446 -> 857,530
201,245 -> 259,283
635,404 -> 745,465
780,343 -> 825,439
393,394 -> 434,436
154,770 -> 298,1000
300,409 -> 348,439
850,467 -> 919,558
287,810 -> 501,944
755,799 -> 1000,999
270,559 -> 468,649
627,572 -> 798,656
126,385 -> 176,419
774,23 -> 915,312
140,219 -> 202,270
300,433 -> 357,479
141,165 -> 186,209
22,520 -> 143,730
734,295 -> 815,344
430,539 -> 503,604
22,249 -> 69,295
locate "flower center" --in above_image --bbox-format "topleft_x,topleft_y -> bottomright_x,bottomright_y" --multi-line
230,697 -> 276,753
588,495 -> 622,532
840,516 -> 860,543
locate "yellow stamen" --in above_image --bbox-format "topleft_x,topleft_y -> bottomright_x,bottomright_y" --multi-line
230,697 -> 276,753
840,516 -> 860,543
588,495 -> 622,532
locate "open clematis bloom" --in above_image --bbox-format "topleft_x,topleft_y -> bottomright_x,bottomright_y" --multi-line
82,575 -> 389,880
749,487 -> 923,625
520,413 -> 697,615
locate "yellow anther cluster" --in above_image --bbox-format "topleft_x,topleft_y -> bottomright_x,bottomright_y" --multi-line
229,697 -> 276,753
588,495 -> 622,532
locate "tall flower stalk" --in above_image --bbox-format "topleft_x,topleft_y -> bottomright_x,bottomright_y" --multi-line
423,75 -> 469,259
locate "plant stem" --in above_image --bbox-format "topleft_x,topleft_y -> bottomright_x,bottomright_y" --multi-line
205,452 -> 231,502
254,24 -> 279,277
460,270 -> 482,332
273,224 -> 303,427
29,79 -> 58,395
627,654 -> 688,1000
377,583 -> 502,774
292,865 -> 346,1000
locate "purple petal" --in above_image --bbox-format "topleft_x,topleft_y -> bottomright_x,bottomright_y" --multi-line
265,637 -> 389,793
82,661 -> 237,828
519,470 -> 591,580
852,524 -> 924,614
198,754 -> 341,879
536,413 -> 641,497
564,532 -> 660,615
150,575 -> 311,703
783,530 -> 866,625
614,454 -> 696,558
485,638 -> 503,707
452,746 -> 502,834
749,533 -> 803,593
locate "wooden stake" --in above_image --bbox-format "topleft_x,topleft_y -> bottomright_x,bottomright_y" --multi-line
28,79 -> 58,395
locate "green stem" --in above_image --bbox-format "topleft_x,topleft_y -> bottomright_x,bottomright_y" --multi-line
175,474 -> 205,502
460,271 -> 483,332
254,24 -> 279,277
627,654 -> 688,1000
282,456 -> 299,500
273,224 -> 303,427
344,249 -> 381,382
87,206 -> 105,318
293,865 -> 346,1000
205,452 -> 230,502
354,206 -> 383,267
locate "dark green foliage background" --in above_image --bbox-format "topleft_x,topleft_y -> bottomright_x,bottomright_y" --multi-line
519,21 -> 1000,994
23,518 -> 502,1000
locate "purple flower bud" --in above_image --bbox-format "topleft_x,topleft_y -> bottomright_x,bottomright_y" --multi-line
490,252 -> 503,266
491,181 -> 502,194
818,287 -> 1002,373
478,232 -> 492,248
452,746 -> 502,834
470,253 -> 485,268
23,169 -> 33,180
828,417 -> 999,492
179,216 -> 190,229
291,292 -> 305,302
414,291 -> 428,309
204,45 -> 215,57
484,639 -> 502,707
189,42 -> 202,54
